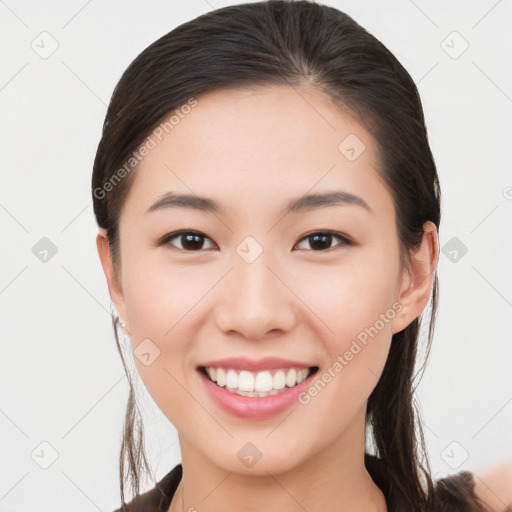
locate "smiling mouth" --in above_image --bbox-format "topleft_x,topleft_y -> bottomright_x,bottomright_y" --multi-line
198,365 -> 319,397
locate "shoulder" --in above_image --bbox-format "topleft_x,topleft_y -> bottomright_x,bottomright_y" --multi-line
434,470 -> 487,511
470,463 -> 512,512
365,453 -> 512,512
111,463 -> 183,512
434,463 -> 512,512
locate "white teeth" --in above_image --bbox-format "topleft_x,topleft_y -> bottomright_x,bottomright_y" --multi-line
216,368 -> 226,387
204,366 -> 313,395
255,371 -> 273,392
297,369 -> 308,383
238,370 -> 255,391
285,368 -> 297,387
226,369 -> 238,389
272,370 -> 286,390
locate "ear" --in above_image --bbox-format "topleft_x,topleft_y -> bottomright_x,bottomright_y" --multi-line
96,228 -> 129,333
391,221 -> 439,334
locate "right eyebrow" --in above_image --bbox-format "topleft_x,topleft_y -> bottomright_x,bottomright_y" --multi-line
146,189 -> 371,216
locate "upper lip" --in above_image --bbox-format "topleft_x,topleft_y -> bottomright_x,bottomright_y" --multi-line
199,357 -> 315,372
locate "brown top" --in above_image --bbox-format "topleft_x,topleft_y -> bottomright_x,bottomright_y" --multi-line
113,453 -> 487,512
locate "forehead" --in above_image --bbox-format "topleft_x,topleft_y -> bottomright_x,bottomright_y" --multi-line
123,84 -> 394,222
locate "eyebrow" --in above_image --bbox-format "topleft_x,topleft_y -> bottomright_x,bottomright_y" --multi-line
146,190 -> 371,216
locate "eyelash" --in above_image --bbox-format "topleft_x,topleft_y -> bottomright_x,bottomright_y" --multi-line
156,230 -> 354,253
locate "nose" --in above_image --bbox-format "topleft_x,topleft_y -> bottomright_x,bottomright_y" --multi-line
214,249 -> 297,341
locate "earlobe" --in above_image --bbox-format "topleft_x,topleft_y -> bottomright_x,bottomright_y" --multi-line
96,229 -> 128,326
391,221 -> 439,334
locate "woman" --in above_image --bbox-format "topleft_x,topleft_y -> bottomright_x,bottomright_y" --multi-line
92,1 -> 503,510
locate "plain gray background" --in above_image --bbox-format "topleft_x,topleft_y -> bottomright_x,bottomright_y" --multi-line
1,0 -> 511,510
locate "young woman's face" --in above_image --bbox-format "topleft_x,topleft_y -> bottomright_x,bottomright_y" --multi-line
106,84 -> 418,475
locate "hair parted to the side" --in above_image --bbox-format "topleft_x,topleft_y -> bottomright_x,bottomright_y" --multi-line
92,1 -> 489,510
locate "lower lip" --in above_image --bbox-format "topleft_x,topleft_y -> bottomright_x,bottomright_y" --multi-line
198,369 -> 316,419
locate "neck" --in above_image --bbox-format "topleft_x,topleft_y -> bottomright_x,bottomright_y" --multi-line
170,406 -> 387,512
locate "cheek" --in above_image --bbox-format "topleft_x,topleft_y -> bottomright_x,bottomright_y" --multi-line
120,250 -> 217,410
295,245 -> 400,412
291,250 -> 399,439
122,247 -> 209,340
121,257 -> 201,428
299,246 -> 401,344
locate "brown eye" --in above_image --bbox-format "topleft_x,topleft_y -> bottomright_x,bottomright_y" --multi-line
157,229 -> 353,253
159,230 -> 217,251
294,231 -> 353,251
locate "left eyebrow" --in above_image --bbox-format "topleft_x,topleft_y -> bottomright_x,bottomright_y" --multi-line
146,192 -> 224,215
146,190 -> 371,216
285,190 -> 371,214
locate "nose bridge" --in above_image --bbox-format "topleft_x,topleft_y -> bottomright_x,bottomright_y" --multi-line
217,236 -> 295,338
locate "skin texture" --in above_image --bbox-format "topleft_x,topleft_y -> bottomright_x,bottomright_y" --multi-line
474,464 -> 512,511
97,84 -> 439,512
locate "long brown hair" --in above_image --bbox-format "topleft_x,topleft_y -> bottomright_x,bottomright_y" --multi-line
92,1 -> 487,510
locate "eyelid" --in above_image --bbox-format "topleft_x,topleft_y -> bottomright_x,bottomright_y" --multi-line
294,230 -> 354,251
155,230 -> 218,250
156,229 -> 354,252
